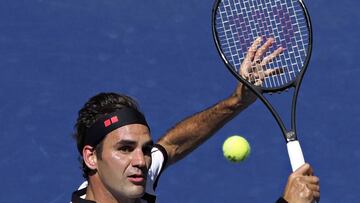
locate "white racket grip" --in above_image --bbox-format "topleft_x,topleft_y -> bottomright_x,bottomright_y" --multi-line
287,140 -> 305,172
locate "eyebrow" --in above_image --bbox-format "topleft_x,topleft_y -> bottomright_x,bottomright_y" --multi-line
116,139 -> 154,147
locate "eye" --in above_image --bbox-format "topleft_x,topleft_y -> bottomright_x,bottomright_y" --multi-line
118,146 -> 134,153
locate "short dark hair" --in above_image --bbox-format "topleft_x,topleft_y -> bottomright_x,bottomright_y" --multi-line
73,92 -> 141,179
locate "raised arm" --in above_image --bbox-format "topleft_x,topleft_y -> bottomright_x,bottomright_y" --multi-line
158,37 -> 283,167
157,81 -> 256,166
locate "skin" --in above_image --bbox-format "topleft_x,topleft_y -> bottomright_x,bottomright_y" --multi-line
79,36 -> 319,203
158,36 -> 284,166
240,36 -> 284,86
158,37 -> 320,202
283,163 -> 320,203
83,124 -> 153,203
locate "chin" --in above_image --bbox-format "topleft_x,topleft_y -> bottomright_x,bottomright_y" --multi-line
126,186 -> 145,199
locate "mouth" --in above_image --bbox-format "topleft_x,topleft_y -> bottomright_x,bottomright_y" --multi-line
128,174 -> 145,185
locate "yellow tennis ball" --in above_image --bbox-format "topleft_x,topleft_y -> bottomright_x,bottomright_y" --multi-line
222,135 -> 251,163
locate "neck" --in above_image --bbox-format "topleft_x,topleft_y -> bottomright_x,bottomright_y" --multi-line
86,175 -> 137,203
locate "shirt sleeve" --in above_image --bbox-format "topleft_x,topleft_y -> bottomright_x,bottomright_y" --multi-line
275,197 -> 288,203
145,144 -> 168,195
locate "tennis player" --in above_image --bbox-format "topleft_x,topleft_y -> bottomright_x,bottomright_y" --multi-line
70,39 -> 319,203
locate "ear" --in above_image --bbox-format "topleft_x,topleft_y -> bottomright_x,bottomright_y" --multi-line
82,145 -> 98,170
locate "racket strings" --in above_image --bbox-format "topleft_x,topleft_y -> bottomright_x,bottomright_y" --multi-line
255,1 -> 279,88
215,0 -> 309,89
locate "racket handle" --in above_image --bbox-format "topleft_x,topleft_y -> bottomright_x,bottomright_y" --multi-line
286,140 -> 305,172
287,141 -> 319,203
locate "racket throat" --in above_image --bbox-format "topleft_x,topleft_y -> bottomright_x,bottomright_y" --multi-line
285,130 -> 297,142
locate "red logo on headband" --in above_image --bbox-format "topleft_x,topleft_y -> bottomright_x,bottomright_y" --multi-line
104,116 -> 119,127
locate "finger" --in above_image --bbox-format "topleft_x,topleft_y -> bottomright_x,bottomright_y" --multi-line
302,176 -> 320,184
254,37 -> 275,61
254,80 -> 263,86
294,163 -> 311,175
239,60 -> 253,78
255,67 -> 266,81
313,191 -> 321,199
300,184 -> 313,200
240,37 -> 263,76
248,73 -> 257,83
248,64 -> 266,81
263,67 -> 283,77
308,165 -> 314,176
305,190 -> 320,203
247,72 -> 262,86
241,70 -> 250,79
306,183 -> 320,192
257,71 -> 266,81
245,64 -> 260,79
244,36 -> 262,63
306,164 -> 314,176
261,47 -> 284,65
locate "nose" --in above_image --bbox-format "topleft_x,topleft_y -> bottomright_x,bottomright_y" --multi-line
132,148 -> 146,168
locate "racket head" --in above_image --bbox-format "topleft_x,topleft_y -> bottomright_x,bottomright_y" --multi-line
212,0 -> 313,93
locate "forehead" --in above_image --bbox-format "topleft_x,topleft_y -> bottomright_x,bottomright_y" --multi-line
104,124 -> 151,144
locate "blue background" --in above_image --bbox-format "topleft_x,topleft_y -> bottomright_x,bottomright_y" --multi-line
0,0 -> 358,202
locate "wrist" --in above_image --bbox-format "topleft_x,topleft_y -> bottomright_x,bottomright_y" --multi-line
229,83 -> 257,110
225,92 -> 254,112
221,95 -> 246,113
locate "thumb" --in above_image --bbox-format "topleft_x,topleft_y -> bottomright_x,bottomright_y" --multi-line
294,163 -> 313,176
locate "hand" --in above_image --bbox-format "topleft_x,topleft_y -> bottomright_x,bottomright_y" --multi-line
231,36 -> 284,107
283,163 -> 320,203
240,36 -> 284,86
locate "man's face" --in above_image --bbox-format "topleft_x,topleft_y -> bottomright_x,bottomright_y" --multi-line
96,124 -> 153,199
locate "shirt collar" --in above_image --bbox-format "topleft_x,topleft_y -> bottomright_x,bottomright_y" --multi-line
71,188 -> 96,203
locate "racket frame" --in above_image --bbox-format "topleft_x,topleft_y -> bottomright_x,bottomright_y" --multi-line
212,0 -> 313,171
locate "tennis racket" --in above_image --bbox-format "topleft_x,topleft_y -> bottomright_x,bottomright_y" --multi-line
212,0 -> 312,172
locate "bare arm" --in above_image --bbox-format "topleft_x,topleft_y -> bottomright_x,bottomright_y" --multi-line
158,37 -> 283,166
157,82 -> 256,166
